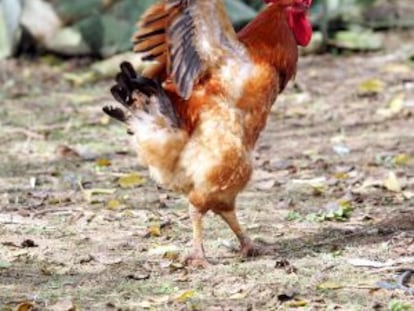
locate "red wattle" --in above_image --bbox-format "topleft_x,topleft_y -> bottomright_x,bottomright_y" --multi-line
287,10 -> 312,46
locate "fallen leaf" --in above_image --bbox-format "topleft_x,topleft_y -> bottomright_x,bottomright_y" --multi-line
96,158 -> 112,167
286,300 -> 308,308
338,199 -> 352,209
403,191 -> 414,200
100,115 -> 111,125
16,302 -> 34,311
138,301 -> 153,309
382,63 -> 413,74
148,245 -> 181,256
107,199 -> 122,210
377,94 -> 405,117
317,281 -> 343,290
118,172 -> 145,188
333,172 -> 350,180
383,171 -> 402,193
175,290 -> 195,302
169,262 -> 185,272
358,78 -> 385,96
229,292 -> 248,300
146,224 -> 161,237
82,188 -> 116,203
389,94 -> 405,112
348,258 -> 388,268
40,265 -> 53,275
392,154 -> 410,166
56,145 -> 81,159
349,257 -> 414,268
163,251 -> 180,261
286,177 -> 327,196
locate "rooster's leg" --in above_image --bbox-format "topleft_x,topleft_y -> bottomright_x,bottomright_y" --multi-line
219,210 -> 261,257
184,205 -> 210,268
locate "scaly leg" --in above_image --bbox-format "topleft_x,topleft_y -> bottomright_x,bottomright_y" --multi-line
184,205 -> 210,268
219,210 -> 261,257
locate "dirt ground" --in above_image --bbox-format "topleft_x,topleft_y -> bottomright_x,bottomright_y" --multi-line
1,31 -> 414,310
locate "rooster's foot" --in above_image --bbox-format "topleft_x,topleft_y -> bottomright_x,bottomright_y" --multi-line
183,253 -> 211,268
240,238 -> 263,257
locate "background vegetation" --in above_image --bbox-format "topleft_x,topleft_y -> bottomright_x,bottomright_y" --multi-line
1,0 -> 414,59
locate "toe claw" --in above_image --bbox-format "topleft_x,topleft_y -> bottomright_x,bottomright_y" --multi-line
183,253 -> 211,268
240,239 -> 263,258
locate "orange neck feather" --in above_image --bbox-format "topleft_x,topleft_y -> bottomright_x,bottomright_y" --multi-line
237,5 -> 298,91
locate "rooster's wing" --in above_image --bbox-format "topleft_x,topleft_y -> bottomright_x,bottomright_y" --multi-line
133,0 -> 249,99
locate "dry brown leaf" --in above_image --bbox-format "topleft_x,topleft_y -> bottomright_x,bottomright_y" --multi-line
163,251 -> 180,261
96,158 -> 112,167
146,224 -> 161,237
16,302 -> 34,311
333,172 -> 350,180
56,145 -> 81,159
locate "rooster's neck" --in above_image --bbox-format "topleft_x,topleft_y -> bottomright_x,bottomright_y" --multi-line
237,5 -> 298,91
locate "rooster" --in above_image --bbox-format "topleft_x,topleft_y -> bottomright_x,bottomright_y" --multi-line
103,0 -> 312,267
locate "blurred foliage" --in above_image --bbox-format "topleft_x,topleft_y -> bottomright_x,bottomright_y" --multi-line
1,0 -> 414,58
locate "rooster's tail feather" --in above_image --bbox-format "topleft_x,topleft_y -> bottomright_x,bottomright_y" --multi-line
104,61 -> 180,132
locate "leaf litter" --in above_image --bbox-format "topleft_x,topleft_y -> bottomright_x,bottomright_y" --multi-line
1,31 -> 414,310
